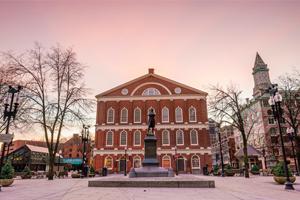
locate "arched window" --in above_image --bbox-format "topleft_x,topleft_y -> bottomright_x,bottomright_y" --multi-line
162,130 -> 170,145
134,107 -> 141,123
176,130 -> 184,145
107,107 -> 114,123
106,131 -> 113,146
189,106 -> 197,122
162,155 -> 171,168
133,156 -> 141,168
269,127 -> 276,136
104,156 -> 113,169
134,130 -> 141,146
120,130 -> 127,146
161,107 -> 169,123
120,108 -> 128,123
191,155 -> 200,169
175,107 -> 183,122
190,129 -> 198,145
142,88 -> 161,96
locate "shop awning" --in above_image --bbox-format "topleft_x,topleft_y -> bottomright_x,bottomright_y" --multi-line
63,158 -> 83,165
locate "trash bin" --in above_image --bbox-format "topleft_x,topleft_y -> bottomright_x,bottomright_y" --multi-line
102,167 -> 108,176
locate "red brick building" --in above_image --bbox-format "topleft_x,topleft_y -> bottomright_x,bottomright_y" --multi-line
94,69 -> 212,174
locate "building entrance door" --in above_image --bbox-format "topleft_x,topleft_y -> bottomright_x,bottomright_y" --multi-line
177,157 -> 185,172
119,159 -> 126,173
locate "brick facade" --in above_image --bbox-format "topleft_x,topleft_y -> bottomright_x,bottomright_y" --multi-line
93,69 -> 212,174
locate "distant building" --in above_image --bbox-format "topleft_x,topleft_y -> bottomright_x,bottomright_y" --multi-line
94,68 -> 212,174
61,133 -> 92,170
242,53 -> 296,169
6,144 -> 59,172
211,125 -> 239,168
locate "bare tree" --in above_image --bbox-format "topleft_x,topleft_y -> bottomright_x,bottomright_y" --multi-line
278,72 -> 300,173
2,44 -> 93,180
209,84 -> 258,178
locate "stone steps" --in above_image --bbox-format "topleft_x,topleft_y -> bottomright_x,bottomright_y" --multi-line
88,177 -> 215,188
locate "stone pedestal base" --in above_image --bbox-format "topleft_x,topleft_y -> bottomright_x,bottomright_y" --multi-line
129,167 -> 174,178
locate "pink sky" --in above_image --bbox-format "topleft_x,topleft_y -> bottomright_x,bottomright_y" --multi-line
1,0 -> 300,139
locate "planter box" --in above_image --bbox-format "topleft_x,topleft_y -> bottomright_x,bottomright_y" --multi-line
21,175 -> 32,179
225,171 -> 235,176
0,179 -> 14,187
251,171 -> 260,175
273,176 -> 296,184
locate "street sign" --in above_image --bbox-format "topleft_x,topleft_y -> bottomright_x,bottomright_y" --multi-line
0,134 -> 13,143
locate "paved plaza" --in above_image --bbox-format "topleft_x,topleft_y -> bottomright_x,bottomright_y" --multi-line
0,175 -> 299,200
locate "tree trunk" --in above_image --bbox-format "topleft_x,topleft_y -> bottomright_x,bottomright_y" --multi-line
243,141 -> 250,178
48,154 -> 55,180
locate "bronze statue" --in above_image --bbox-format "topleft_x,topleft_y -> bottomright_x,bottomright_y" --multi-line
147,109 -> 155,135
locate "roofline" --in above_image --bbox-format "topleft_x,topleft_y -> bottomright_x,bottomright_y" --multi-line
95,71 -> 208,98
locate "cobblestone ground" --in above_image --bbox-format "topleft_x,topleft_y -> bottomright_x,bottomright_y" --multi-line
0,175 -> 299,200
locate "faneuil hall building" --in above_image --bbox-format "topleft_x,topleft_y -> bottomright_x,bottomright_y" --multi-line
93,69 -> 212,174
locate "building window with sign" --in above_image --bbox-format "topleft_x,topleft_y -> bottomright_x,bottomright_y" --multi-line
104,156 -> 113,169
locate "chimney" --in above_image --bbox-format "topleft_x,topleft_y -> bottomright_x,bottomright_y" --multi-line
148,68 -> 154,74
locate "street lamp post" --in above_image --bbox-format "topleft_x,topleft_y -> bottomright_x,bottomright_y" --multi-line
262,148 -> 267,170
268,84 -> 294,190
216,126 -> 225,177
81,124 -> 90,177
124,146 -> 127,176
174,146 -> 178,176
0,85 -> 22,174
287,127 -> 299,176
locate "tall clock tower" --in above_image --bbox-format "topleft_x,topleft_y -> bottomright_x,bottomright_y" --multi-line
252,52 -> 271,97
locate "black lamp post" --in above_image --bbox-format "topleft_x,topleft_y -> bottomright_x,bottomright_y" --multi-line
81,124 -> 90,177
0,85 -> 22,174
268,84 -> 294,190
124,146 -> 127,176
216,126 -> 225,177
287,127 -> 299,176
174,145 -> 178,176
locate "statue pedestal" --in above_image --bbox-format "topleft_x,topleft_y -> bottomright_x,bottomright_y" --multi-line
129,134 -> 174,178
142,134 -> 159,167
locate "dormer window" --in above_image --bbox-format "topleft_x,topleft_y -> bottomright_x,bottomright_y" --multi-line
142,88 -> 161,96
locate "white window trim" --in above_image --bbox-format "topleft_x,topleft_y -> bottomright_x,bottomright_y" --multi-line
120,130 -> 127,146
104,156 -> 113,170
176,129 -> 184,146
161,107 -> 169,123
133,156 -> 141,168
107,107 -> 115,124
162,130 -> 170,146
133,130 -> 141,146
189,106 -> 197,122
190,129 -> 198,145
106,131 -> 113,146
175,107 -> 183,123
120,108 -> 128,124
134,107 -> 142,123
162,155 -> 171,168
191,155 -> 200,169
